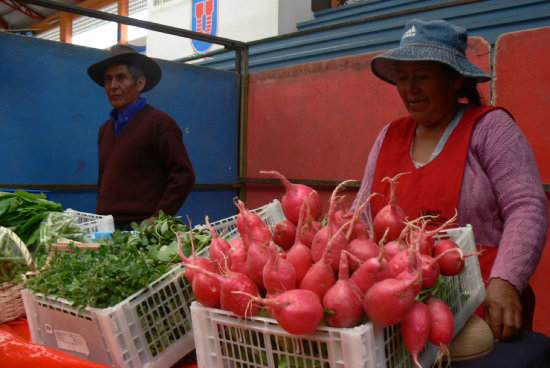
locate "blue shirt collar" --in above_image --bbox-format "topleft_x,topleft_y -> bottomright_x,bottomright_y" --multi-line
110,97 -> 147,136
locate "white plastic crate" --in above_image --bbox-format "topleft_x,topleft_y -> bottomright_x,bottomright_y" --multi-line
23,265 -> 194,368
191,224 -> 485,368
23,200 -> 286,368
64,208 -> 115,239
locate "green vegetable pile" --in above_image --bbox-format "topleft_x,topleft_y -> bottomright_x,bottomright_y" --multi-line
0,190 -> 63,251
25,212 -> 213,310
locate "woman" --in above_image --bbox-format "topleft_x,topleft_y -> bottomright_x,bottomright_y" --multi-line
353,19 -> 548,341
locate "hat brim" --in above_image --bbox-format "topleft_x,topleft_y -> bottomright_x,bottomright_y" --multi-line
87,52 -> 161,92
371,43 -> 491,85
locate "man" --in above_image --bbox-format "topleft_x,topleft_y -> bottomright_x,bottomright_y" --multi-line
87,44 -> 196,229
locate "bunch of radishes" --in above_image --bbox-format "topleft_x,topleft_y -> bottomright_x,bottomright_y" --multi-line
179,171 -> 474,368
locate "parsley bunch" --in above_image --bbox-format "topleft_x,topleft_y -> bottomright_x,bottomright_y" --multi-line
25,235 -> 168,310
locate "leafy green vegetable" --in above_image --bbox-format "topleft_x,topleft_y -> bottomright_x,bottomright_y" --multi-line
24,211 -> 214,309
0,190 -> 62,256
25,239 -> 169,310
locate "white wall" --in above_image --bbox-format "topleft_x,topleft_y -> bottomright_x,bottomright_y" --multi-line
146,0 -> 313,60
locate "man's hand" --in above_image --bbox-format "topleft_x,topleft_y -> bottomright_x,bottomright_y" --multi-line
483,277 -> 522,341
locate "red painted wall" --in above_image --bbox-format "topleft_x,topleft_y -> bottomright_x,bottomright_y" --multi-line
493,26 -> 550,336
244,31 -> 549,333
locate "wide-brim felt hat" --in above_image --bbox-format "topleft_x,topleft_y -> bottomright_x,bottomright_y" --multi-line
87,44 -> 161,92
371,19 -> 491,85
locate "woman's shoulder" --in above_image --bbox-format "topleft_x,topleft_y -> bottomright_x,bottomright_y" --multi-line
471,106 -> 520,141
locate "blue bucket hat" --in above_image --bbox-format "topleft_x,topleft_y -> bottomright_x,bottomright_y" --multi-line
371,19 -> 491,85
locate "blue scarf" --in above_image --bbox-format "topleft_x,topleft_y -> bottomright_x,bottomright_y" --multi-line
110,97 -> 147,137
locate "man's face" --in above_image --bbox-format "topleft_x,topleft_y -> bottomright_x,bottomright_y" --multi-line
104,64 -> 145,110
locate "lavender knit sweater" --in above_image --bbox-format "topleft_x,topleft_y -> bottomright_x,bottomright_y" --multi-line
355,107 -> 548,293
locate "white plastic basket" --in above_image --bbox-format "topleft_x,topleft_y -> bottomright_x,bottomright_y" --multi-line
23,266 -> 194,368
64,208 -> 115,239
191,224 -> 485,368
23,200 -> 286,368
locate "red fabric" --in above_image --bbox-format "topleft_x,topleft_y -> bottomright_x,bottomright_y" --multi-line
0,318 -> 198,368
370,106 -> 496,227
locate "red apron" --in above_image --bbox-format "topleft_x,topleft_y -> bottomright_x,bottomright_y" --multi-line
369,106 -> 534,328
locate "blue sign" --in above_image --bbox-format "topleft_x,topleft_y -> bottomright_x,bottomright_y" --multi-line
191,0 -> 218,53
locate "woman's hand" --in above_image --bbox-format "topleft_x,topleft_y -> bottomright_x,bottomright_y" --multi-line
483,277 -> 522,341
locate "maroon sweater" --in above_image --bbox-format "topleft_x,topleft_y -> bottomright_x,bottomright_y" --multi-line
96,104 -> 195,225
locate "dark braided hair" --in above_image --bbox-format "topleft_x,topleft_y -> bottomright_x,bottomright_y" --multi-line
441,64 -> 483,106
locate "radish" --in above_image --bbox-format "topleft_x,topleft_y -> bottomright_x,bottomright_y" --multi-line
383,223 -> 411,261
186,263 -> 261,317
272,220 -> 296,250
432,239 -> 465,276
311,180 -> 353,263
260,170 -> 322,224
363,227 -> 422,326
400,300 -> 431,368
228,237 -> 248,274
235,198 -> 272,248
409,211 -> 458,256
372,172 -> 409,242
350,229 -> 393,295
248,289 -> 325,335
298,192 -> 323,247
191,267 -> 221,308
173,220 -> 214,284
246,235 -> 271,291
347,193 -> 380,266
263,242 -> 297,294
286,200 -> 313,285
363,274 -> 419,326
205,215 -> 232,273
426,296 -> 454,367
299,234 -> 338,300
323,251 -> 364,328
420,253 -> 441,289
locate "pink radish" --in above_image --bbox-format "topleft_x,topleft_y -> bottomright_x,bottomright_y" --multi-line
323,251 -> 364,328
186,263 -> 261,317
249,289 -> 325,335
347,193 -> 380,267
260,170 -> 322,224
272,220 -> 296,249
420,253 -> 441,289
235,198 -> 272,248
286,200 -> 314,285
205,215 -> 232,273
311,180 -> 354,263
228,237 -> 248,274
409,211 -> 458,256
263,242 -> 297,294
350,229 -> 393,294
246,235 -> 271,291
383,225 -> 410,261
173,220 -> 215,284
363,228 -> 423,326
297,192 -> 322,247
191,268 -> 221,308
400,300 -> 431,368
299,232 -> 338,300
426,296 -> 454,366
372,172 -> 409,242
363,274 -> 419,326
432,239 -> 465,276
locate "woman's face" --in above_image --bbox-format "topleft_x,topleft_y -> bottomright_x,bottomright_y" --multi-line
395,61 -> 463,128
